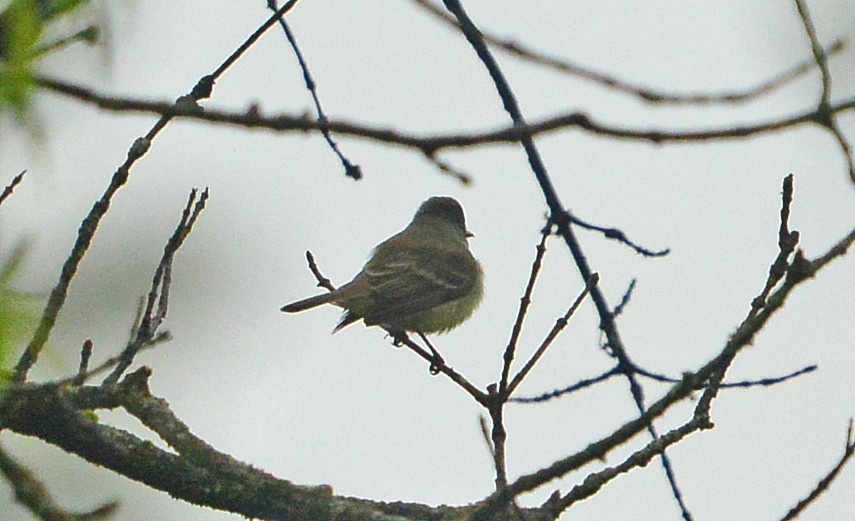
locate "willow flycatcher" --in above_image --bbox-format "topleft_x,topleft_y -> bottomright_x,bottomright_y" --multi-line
281,196 -> 483,336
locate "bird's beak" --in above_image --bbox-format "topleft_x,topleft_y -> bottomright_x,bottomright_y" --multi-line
465,231 -> 475,238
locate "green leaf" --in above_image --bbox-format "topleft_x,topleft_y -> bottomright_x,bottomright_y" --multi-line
44,0 -> 91,19
0,0 -> 41,114
0,0 -> 95,116
0,242 -> 43,370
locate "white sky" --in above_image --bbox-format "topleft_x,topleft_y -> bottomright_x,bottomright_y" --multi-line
2,1 -> 855,520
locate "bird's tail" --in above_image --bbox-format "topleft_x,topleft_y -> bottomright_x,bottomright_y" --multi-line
280,291 -> 337,313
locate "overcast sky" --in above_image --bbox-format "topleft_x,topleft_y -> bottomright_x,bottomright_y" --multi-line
2,1 -> 855,520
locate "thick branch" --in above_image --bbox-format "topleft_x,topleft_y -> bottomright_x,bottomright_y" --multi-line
0,374 -> 483,521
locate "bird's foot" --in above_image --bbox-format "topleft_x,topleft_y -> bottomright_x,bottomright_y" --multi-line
417,332 -> 445,375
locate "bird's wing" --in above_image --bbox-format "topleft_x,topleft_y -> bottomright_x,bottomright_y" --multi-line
360,244 -> 477,326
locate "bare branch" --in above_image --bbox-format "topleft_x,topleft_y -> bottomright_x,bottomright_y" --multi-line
478,415 -> 495,459
104,189 -> 208,386
0,170 -> 25,206
498,218 -> 552,397
34,75 -> 855,154
267,1 -> 361,180
0,442 -> 119,521
52,332 -> 171,387
633,363 -> 818,389
612,279 -> 636,319
398,332 -> 487,404
305,250 -> 336,292
514,360 -> 817,405
73,339 -> 94,387
550,407 -> 713,515
506,273 -> 598,397
509,367 -> 621,404
794,0 -> 855,184
421,151 -> 472,184
780,420 -> 855,520
750,175 -> 799,314
567,212 -> 670,257
208,0 -> 302,81
410,0 -> 845,106
0,373 -> 444,521
484,386 -> 509,491
437,1 -> 693,516
476,219 -> 855,516
298,252 -> 489,406
13,2 -> 302,382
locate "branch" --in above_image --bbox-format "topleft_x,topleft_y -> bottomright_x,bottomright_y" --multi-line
33,75 -> 855,153
0,170 -> 25,206
13,1 -> 302,382
104,188 -> 208,386
794,0 -> 855,184
780,420 -> 855,520
437,0 -> 691,516
567,212 -> 669,257
509,367 -> 621,403
633,363 -> 818,390
298,251 -> 488,406
0,372 -> 455,521
409,0 -> 846,106
267,0 -> 361,180
550,404 -> 713,515
475,219 -> 855,516
498,218 -> 552,397
0,442 -> 119,521
506,273 -> 598,397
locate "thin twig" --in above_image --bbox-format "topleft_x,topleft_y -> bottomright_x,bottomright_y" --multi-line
393,332 -> 487,405
751,175 -> 799,315
795,0 -> 831,102
305,250 -> 335,292
422,151 -> 472,184
13,2 -> 301,382
498,218 -> 552,397
512,361 -> 817,404
410,0 -> 845,106
104,189 -> 208,386
506,273 -> 598,397
509,367 -> 622,404
794,0 -> 855,184
612,279 -> 636,318
633,363 -> 818,389
478,415 -> 495,458
73,339 -> 94,386
550,403 -> 713,515
780,420 -> 855,520
493,222 -> 854,507
0,170 -> 25,206
52,332 -> 170,387
35,25 -> 99,57
267,1 -> 361,180
209,0 -> 302,81
0,443 -> 119,520
567,212 -> 670,257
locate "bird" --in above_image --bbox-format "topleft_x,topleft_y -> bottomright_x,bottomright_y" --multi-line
281,196 -> 483,337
